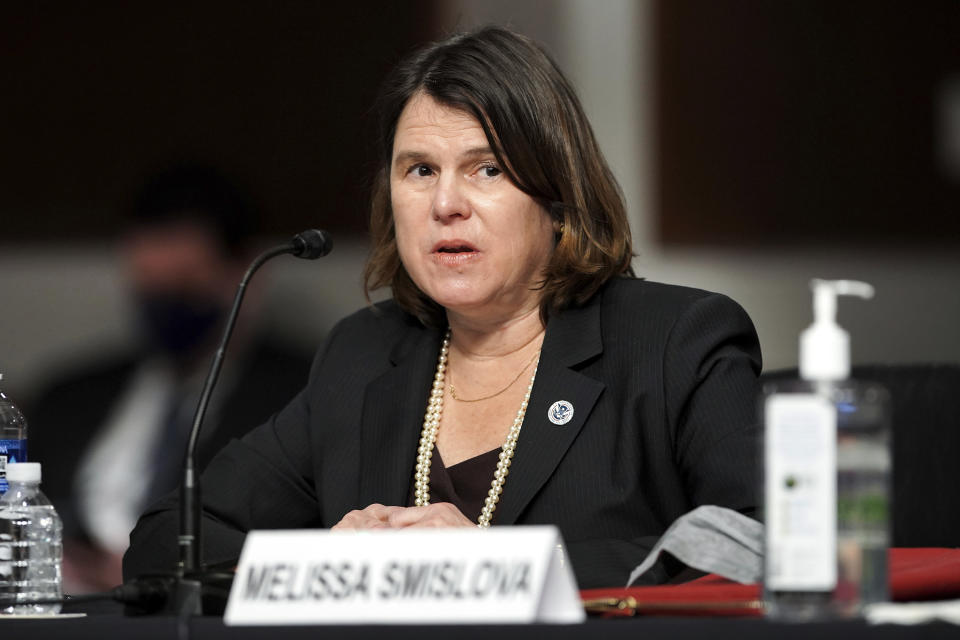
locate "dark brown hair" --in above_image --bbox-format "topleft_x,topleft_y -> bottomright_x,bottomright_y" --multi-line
364,26 -> 634,326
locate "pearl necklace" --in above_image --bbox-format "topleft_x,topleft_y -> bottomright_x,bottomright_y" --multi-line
413,329 -> 540,528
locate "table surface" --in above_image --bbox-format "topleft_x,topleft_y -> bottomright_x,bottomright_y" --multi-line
0,600 -> 954,640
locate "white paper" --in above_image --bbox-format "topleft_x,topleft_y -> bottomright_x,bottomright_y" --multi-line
865,599 -> 960,625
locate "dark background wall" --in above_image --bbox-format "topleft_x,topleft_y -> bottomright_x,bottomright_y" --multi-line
8,1 -> 958,248
656,0 -> 960,247
3,1 -> 438,241
1,1 -> 958,404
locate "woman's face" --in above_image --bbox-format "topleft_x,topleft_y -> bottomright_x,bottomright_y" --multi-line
390,92 -> 554,324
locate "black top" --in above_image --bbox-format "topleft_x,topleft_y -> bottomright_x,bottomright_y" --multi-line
406,448 -> 502,522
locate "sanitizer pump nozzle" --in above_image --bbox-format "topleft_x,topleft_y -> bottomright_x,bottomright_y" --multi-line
799,279 -> 874,382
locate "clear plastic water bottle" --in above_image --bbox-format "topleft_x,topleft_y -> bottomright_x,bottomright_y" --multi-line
0,374 -> 29,495
0,462 -> 62,615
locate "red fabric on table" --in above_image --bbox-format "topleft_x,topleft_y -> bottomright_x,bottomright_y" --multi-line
580,547 -> 960,617
581,574 -> 761,618
889,548 -> 960,601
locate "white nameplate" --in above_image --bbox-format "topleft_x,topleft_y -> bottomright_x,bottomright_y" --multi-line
224,525 -> 584,625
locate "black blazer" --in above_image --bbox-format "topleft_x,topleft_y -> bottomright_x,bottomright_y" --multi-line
124,278 -> 762,588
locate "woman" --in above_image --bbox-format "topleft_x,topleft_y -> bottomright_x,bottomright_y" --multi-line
124,26 -> 761,588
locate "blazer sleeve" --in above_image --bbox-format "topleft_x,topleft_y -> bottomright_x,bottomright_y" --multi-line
565,292 -> 761,588
663,292 -> 762,513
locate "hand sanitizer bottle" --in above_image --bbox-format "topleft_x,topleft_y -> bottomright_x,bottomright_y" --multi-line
763,279 -> 891,620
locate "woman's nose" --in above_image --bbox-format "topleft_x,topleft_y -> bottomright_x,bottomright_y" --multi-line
431,174 -> 471,222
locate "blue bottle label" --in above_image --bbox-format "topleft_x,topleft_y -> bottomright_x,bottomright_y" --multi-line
0,439 -> 27,494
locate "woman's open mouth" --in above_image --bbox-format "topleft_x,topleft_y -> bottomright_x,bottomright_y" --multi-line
432,241 -> 480,266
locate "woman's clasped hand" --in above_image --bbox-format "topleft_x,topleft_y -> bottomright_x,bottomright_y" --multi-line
333,502 -> 475,530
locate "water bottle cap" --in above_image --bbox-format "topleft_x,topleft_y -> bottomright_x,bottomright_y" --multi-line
6,462 -> 41,483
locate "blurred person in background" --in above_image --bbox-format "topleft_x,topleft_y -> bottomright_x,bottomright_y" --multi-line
28,166 -> 312,592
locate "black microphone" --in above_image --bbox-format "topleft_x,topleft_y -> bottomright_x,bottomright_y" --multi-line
291,228 -> 333,259
173,229 -> 331,615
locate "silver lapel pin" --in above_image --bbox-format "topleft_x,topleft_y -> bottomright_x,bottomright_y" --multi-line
548,400 -> 574,425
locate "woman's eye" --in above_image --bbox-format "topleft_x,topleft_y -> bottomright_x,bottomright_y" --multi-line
411,164 -> 433,177
481,165 -> 502,178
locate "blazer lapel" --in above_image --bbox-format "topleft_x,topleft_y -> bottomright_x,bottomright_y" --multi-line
494,295 -> 606,525
358,323 -> 443,508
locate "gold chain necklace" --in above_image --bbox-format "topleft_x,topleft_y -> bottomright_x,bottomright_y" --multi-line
448,349 -> 539,402
413,328 -> 540,528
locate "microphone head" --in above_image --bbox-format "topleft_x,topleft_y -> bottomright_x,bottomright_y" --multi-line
291,229 -> 332,259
